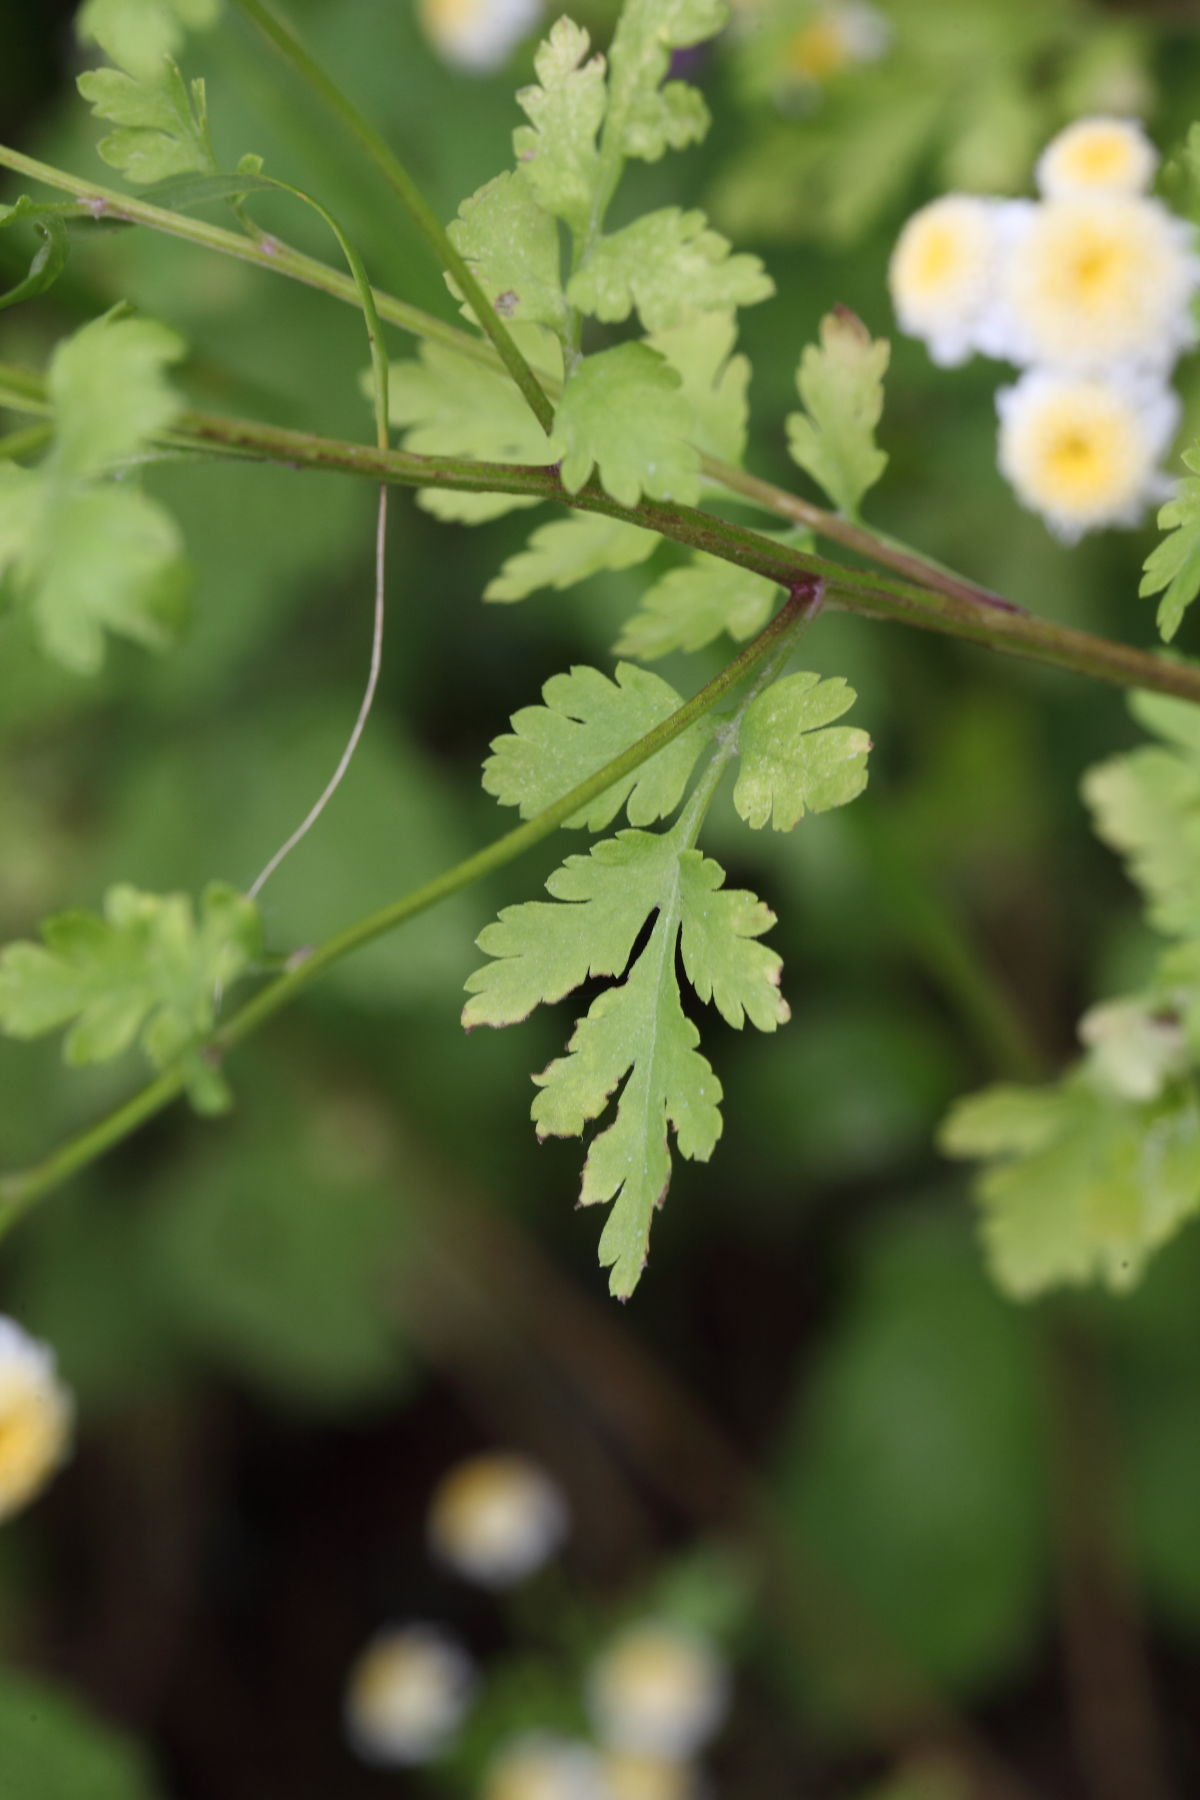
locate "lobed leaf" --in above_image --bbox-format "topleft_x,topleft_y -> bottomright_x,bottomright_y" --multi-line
787,308 -> 889,519
1083,744 -> 1200,941
646,311 -> 751,465
614,551 -> 778,660
554,342 -> 700,507
1139,444 -> 1200,643
447,171 -> 568,333
940,1075 -> 1200,1299
482,662 -> 712,830
513,16 -> 606,236
605,0 -> 726,164
733,672 -> 871,830
387,336 -> 557,523
465,813 -> 785,1295
485,512 -> 658,603
77,57 -> 214,186
77,0 -> 219,81
0,313 -> 190,672
0,882 -> 260,1112
568,207 -> 773,334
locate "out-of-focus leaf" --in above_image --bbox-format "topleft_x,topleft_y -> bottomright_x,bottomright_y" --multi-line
0,1669 -> 162,1800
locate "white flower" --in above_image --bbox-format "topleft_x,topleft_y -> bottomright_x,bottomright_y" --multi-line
428,1451 -> 569,1588
603,1750 -> 705,1800
996,368 -> 1179,542
0,1317 -> 72,1523
999,195 -> 1199,374
784,3 -> 891,87
343,1624 -> 475,1766
481,1732 -> 609,1800
888,195 -> 1017,367
1036,117 -> 1158,201
586,1623 -> 729,1760
417,0 -> 543,73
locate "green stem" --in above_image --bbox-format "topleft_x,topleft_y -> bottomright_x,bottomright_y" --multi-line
0,141 -> 1021,608
230,0 -> 555,436
1,362 -> 1195,708
0,588 -> 816,1227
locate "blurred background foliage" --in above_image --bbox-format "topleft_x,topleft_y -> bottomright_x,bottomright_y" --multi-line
4,0 -> 1200,1795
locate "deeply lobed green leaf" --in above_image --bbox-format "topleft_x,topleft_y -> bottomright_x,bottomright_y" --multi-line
733,671 -> 872,830
614,552 -> 779,660
513,16 -> 606,236
482,662 -> 712,830
554,342 -> 700,506
0,882 -> 261,1112
485,512 -> 658,603
568,207 -> 773,334
787,308 -> 889,519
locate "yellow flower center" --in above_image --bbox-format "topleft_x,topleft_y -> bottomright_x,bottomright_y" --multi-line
786,16 -> 850,81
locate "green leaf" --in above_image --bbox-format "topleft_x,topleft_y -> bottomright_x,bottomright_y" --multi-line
482,662 -> 712,829
554,342 -> 700,507
464,821 -> 786,1295
568,207 -> 773,333
646,311 -> 751,465
733,672 -> 871,830
940,1075 -> 1200,1298
1083,741 -> 1200,940
0,313 -> 190,672
18,481 -> 189,674
447,171 -> 568,334
0,200 -> 70,313
49,311 -> 185,479
77,59 -> 214,186
485,511 -> 658,603
787,308 -> 889,519
0,882 -> 260,1111
1139,443 -> 1200,643
0,1669 -> 162,1800
614,551 -> 779,660
387,336 -> 557,523
513,16 -> 606,237
77,0 -> 218,81
606,0 -> 725,164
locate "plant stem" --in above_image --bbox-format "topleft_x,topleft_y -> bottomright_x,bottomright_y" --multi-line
230,0 -> 555,435
1,358 -> 1196,708
0,591 -> 814,1227
0,140 -> 1037,606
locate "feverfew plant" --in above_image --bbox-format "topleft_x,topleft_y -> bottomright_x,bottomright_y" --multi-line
5,0 -> 1200,1348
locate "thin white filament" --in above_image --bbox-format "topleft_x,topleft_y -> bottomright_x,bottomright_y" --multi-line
247,484 -> 389,902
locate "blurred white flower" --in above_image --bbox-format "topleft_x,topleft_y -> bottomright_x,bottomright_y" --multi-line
481,1732 -> 609,1800
586,1623 -> 729,1760
784,2 -> 890,87
0,1317 -> 72,1523
417,0 -> 543,73
603,1749 -> 705,1800
996,368 -> 1179,542
1036,116 -> 1158,201
343,1624 -> 476,1766
428,1450 -> 569,1588
999,195 -> 1198,374
888,195 -> 1018,367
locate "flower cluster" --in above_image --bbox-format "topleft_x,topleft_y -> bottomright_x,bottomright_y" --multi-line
0,1316 -> 72,1524
343,1449 -> 729,1795
889,118 -> 1198,541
